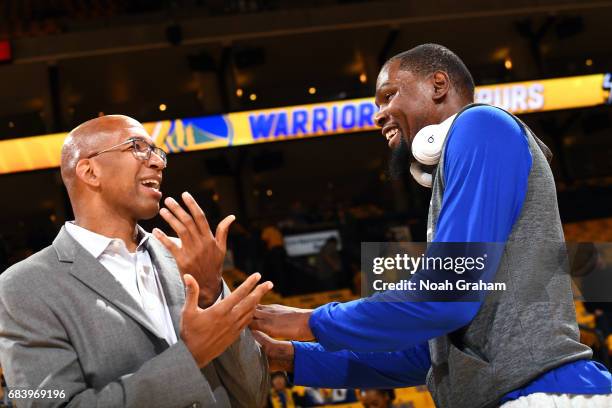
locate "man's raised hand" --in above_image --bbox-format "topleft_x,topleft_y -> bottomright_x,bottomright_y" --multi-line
153,191 -> 235,307
181,273 -> 273,368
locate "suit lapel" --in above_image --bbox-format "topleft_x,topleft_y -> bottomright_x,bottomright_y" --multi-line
53,227 -> 166,341
145,237 -> 185,339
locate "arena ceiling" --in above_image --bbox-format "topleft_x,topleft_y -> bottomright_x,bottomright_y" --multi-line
0,0 -> 610,135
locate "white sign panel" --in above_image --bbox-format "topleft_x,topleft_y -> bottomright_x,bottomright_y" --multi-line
284,230 -> 341,257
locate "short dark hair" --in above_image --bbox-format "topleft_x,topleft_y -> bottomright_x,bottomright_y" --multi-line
271,371 -> 287,380
387,44 -> 475,101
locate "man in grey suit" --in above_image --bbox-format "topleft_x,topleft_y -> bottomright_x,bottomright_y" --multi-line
0,115 -> 272,407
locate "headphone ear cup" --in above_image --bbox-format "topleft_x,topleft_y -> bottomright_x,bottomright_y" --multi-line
411,114 -> 457,166
410,162 -> 433,188
411,124 -> 444,166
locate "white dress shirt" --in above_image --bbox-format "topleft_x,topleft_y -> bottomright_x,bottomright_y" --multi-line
64,222 -> 178,345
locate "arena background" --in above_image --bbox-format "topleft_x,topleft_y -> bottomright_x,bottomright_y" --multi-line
0,1 -> 611,407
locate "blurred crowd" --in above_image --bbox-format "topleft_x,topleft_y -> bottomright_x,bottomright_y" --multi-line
267,371 -> 409,408
226,200 -> 415,297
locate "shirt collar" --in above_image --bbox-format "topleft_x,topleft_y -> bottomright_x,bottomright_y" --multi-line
135,225 -> 151,248
64,222 -> 150,259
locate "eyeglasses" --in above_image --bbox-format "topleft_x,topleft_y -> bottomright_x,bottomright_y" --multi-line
88,137 -> 167,166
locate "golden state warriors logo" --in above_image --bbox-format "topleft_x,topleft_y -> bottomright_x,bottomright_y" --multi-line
147,115 -> 233,154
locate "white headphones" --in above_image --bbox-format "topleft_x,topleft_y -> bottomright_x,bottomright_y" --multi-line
410,114 -> 457,187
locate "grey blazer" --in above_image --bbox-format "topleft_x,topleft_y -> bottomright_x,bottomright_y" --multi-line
0,227 -> 269,407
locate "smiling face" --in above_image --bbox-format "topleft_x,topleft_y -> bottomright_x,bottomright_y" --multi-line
89,120 -> 165,222
374,59 -> 440,150
374,60 -> 439,178
63,115 -> 167,224
374,58 -> 461,179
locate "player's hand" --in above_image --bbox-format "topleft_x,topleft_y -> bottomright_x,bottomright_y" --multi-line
154,191 -> 235,307
250,304 -> 314,341
252,330 -> 295,372
181,273 -> 273,368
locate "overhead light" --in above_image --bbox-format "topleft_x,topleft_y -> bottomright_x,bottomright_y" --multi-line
585,58 -> 593,67
249,93 -> 257,101
236,88 -> 244,97
504,58 -> 513,70
8,121 -> 14,128
359,73 -> 367,83
308,87 -> 317,95
212,193 -> 219,202
266,189 -> 273,197
159,103 -> 167,112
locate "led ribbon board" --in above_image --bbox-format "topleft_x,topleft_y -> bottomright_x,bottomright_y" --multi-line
1,73 -> 610,175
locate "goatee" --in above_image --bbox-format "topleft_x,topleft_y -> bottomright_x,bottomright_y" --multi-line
389,135 -> 411,180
